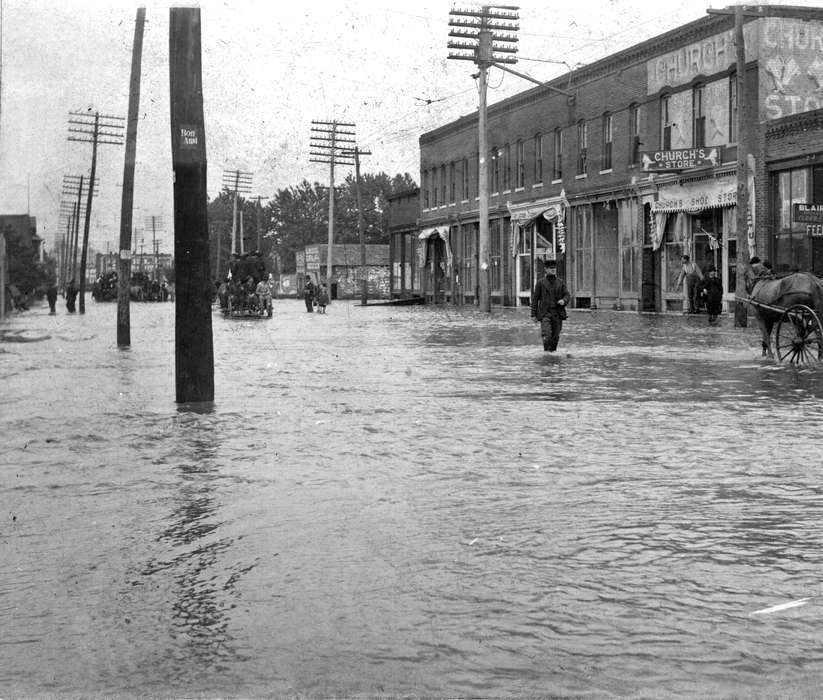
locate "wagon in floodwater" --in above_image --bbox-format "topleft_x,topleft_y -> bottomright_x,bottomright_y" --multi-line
217,251 -> 273,319
740,271 -> 823,365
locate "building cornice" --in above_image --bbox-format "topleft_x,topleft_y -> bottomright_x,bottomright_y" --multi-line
421,6 -> 823,146
765,108 -> 823,140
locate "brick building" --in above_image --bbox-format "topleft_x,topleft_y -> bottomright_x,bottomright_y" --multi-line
387,187 -> 423,299
416,5 -> 823,311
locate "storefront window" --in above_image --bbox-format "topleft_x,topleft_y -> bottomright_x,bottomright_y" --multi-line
594,205 -> 618,295
490,219 -> 502,291
461,224 -> 476,297
664,219 -> 684,293
619,200 -> 642,293
574,206 -> 593,291
772,166 -> 811,273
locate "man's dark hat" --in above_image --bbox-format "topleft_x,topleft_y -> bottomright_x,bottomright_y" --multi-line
544,258 -> 557,267
705,264 -> 716,272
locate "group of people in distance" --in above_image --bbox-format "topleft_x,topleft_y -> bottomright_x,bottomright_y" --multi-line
302,275 -> 330,314
216,251 -> 273,317
678,253 -> 776,325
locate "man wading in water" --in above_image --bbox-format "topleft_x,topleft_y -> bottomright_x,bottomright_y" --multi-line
531,258 -> 570,352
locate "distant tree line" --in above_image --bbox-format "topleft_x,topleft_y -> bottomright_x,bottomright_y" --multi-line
207,171 -> 417,278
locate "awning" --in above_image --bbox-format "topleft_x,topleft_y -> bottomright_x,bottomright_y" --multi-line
651,176 -> 737,214
418,226 -> 444,239
417,226 -> 453,271
508,192 -> 570,256
507,194 -> 568,226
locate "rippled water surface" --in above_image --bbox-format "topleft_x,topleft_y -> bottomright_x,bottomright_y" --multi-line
3,299 -> 823,698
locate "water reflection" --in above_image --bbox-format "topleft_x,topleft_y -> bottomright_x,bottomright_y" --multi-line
138,416 -> 252,680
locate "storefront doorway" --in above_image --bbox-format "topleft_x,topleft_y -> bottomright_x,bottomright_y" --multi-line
514,223 -> 556,306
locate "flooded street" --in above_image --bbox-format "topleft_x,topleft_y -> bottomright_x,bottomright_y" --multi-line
3,299 -> 823,698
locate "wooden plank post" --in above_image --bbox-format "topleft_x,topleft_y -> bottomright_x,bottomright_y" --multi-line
169,7 -> 214,403
117,7 -> 146,348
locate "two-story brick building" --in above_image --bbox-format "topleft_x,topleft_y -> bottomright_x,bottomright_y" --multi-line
417,5 -> 823,311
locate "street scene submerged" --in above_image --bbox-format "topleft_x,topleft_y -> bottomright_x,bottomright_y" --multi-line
7,1 -> 823,698
4,299 -> 823,697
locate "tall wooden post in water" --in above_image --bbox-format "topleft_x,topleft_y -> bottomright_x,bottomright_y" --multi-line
117,7 -> 146,348
170,7 -> 214,403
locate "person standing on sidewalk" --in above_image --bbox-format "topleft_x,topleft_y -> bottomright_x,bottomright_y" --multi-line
46,283 -> 58,314
676,254 -> 703,313
698,265 -> 724,325
531,259 -> 570,352
65,279 -> 78,313
302,275 -> 316,313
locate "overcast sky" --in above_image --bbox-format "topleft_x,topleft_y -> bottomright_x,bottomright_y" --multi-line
1,0 -> 818,254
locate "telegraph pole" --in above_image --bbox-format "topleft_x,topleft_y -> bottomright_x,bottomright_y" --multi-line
448,4 -> 519,312
61,175 -> 95,286
707,5 -> 758,327
343,146 -> 372,305
117,7 -> 146,348
250,195 -> 269,251
170,6 -> 213,403
221,169 -> 252,260
68,109 -> 124,312
311,120 -> 355,292
145,216 -> 164,280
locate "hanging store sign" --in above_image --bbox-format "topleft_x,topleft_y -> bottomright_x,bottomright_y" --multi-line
651,177 -> 737,213
641,147 -> 722,172
793,203 -> 823,223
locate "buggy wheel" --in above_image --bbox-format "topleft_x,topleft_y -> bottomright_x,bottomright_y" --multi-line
775,304 -> 823,365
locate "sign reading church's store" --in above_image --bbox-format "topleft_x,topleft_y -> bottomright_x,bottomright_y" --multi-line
641,147 -> 722,172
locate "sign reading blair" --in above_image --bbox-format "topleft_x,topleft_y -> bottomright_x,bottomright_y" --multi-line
641,147 -> 721,172
793,203 -> 823,223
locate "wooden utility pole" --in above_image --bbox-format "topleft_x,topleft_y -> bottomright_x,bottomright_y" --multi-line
707,5 -> 757,327
145,216 -> 164,280
345,146 -> 372,305
170,6 -> 213,403
61,174 -> 94,286
117,7 -> 145,347
311,120 -> 355,293
250,195 -> 269,252
221,169 -> 252,260
68,109 -> 124,312
448,4 -> 519,312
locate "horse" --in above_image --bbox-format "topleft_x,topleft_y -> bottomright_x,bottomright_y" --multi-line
748,272 -> 823,358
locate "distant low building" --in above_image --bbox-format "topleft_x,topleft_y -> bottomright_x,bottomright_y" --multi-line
386,187 -> 423,300
296,243 -> 390,299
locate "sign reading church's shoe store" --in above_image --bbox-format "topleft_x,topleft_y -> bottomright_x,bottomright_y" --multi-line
641,147 -> 722,172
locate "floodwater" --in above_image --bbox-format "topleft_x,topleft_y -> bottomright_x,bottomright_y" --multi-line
3,298 -> 823,698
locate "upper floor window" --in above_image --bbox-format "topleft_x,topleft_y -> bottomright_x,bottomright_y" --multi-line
602,113 -> 613,171
502,143 -> 511,191
577,120 -> 588,175
534,133 -> 543,184
729,74 -> 738,143
553,128 -> 563,181
491,147 -> 500,193
629,103 -> 641,165
461,157 -> 469,201
693,84 -> 706,147
516,140 -> 525,188
422,170 -> 429,208
440,164 -> 446,206
661,94 -> 672,150
449,162 -> 456,204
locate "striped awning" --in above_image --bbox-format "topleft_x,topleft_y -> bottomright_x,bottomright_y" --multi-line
652,176 -> 737,213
